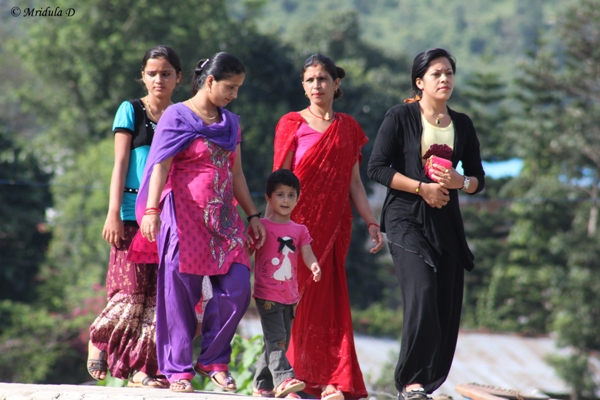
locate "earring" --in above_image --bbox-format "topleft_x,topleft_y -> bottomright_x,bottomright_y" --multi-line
305,92 -> 308,97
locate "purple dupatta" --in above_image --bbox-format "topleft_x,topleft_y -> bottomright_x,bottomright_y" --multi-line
134,103 -> 240,224
127,103 -> 240,263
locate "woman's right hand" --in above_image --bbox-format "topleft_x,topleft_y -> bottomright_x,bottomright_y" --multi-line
420,182 -> 450,209
103,213 -> 125,248
140,214 -> 162,242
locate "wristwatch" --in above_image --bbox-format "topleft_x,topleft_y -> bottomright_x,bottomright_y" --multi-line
461,176 -> 471,191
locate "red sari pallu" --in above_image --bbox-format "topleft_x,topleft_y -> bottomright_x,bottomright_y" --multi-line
273,112 -> 368,399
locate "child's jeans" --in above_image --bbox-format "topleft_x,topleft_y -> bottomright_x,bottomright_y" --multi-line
253,298 -> 296,390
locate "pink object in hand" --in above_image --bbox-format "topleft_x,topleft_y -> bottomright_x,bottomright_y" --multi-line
424,155 -> 452,182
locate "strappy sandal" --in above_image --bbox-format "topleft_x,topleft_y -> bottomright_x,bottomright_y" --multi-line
171,379 -> 194,393
86,342 -> 107,381
127,369 -> 167,388
194,365 -> 237,392
275,378 -> 306,398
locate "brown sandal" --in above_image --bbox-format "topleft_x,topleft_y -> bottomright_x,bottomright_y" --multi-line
127,369 -> 167,388
194,365 -> 237,392
86,342 -> 107,381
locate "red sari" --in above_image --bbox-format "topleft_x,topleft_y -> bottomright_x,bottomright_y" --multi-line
273,112 -> 368,399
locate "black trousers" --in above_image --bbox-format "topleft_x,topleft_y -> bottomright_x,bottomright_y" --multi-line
253,298 -> 295,390
389,243 -> 464,394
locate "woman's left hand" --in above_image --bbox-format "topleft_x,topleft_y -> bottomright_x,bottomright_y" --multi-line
248,218 -> 266,249
434,164 -> 461,189
140,213 -> 161,243
367,224 -> 384,254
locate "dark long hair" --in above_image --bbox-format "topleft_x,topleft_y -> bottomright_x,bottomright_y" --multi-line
191,52 -> 245,96
141,45 -> 182,75
301,53 -> 345,100
410,48 -> 456,98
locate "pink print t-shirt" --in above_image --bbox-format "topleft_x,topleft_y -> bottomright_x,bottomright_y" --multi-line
253,218 -> 312,304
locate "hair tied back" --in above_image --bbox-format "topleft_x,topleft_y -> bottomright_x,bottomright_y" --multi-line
195,59 -> 210,74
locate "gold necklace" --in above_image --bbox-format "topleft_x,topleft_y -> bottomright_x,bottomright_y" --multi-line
428,108 -> 447,125
307,106 -> 334,121
189,100 -> 217,120
145,97 -> 167,121
434,112 -> 447,125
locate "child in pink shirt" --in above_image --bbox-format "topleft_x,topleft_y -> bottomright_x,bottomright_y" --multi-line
250,169 -> 321,398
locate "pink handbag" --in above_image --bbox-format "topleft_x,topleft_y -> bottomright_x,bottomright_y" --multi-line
424,155 -> 452,181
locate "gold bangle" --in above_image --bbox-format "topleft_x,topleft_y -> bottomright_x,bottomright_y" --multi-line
415,182 -> 422,194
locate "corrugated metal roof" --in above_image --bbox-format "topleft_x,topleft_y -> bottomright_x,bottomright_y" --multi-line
435,331 -> 570,398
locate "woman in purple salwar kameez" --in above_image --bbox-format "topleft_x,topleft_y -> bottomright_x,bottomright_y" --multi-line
133,52 -> 265,393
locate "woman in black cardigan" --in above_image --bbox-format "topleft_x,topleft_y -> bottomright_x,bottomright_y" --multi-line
368,48 -> 485,400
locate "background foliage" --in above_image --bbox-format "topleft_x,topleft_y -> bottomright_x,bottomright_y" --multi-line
1,0 -> 599,397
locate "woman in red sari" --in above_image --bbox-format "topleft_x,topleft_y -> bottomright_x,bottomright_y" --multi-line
273,54 -> 384,400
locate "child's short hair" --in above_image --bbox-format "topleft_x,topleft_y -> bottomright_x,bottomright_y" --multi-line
266,169 -> 301,197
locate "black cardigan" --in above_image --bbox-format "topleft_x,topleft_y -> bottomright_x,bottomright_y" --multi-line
367,101 -> 485,271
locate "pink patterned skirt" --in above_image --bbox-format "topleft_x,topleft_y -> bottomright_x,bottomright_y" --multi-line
89,224 -> 160,379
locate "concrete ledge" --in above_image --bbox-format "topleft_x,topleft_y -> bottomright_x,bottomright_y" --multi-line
0,383 -> 250,400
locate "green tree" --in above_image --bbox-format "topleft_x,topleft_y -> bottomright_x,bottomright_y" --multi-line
460,178 -> 513,329
11,0 -> 234,169
489,0 -> 600,395
37,138 -> 113,311
0,8 -> 52,304
461,65 -> 513,161
456,67 -> 514,328
229,0 -> 562,82
0,300 -> 87,383
0,128 -> 52,303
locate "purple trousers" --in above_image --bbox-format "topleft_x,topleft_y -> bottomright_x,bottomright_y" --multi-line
156,193 -> 251,382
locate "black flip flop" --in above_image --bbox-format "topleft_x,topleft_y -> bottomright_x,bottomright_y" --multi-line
127,369 -> 167,388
